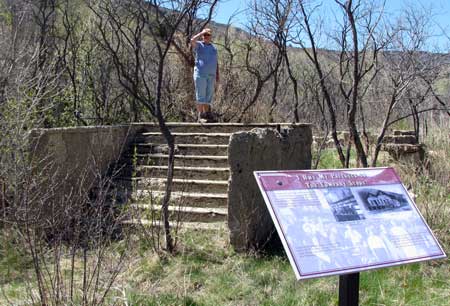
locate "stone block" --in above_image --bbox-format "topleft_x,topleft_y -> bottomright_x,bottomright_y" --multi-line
393,130 -> 416,136
227,126 -> 312,252
382,135 -> 417,145
383,143 -> 426,165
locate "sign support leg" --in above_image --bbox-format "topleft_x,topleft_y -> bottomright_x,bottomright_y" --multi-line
339,273 -> 359,306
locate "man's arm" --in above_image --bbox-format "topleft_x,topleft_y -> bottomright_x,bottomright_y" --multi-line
190,29 -> 207,49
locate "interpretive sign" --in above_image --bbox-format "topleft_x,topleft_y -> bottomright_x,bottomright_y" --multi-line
254,167 -> 446,280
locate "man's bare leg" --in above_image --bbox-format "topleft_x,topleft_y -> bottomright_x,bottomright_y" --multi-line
196,103 -> 214,122
197,103 -> 207,122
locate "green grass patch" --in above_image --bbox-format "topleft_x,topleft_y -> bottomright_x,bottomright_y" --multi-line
122,227 -> 448,306
315,148 -> 345,169
2,214 -> 448,306
0,230 -> 32,285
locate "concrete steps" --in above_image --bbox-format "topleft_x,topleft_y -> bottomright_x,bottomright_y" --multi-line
119,122 -> 303,227
134,143 -> 229,155
137,132 -> 232,145
128,153 -> 228,168
129,204 -> 227,222
132,191 -> 228,208
128,178 -> 229,194
119,124 -> 233,225
136,165 -> 230,180
123,219 -> 227,231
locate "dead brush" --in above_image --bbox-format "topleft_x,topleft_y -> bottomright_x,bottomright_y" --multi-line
396,122 -> 450,252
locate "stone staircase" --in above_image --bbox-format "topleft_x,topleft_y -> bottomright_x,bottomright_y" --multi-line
117,123 -> 297,230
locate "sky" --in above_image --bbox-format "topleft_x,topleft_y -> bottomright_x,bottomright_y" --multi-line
211,0 -> 450,50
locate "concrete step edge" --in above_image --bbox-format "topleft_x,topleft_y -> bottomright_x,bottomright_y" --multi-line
129,178 -> 228,185
129,154 -> 228,160
134,191 -> 228,199
134,143 -> 229,148
122,219 -> 227,230
130,204 -> 227,215
137,165 -> 230,172
141,132 -> 232,137
132,122 -> 309,127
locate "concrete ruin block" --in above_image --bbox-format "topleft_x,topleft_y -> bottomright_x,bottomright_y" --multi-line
383,143 -> 426,166
227,126 -> 312,252
340,131 -> 350,143
393,130 -> 416,136
382,135 -> 417,145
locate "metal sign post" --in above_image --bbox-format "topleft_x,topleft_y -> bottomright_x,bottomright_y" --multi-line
339,273 -> 359,306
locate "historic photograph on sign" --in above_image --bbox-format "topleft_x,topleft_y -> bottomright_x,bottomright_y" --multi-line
355,187 -> 411,214
322,188 -> 366,222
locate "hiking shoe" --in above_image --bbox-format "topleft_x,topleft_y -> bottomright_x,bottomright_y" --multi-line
205,111 -> 218,123
197,112 -> 208,123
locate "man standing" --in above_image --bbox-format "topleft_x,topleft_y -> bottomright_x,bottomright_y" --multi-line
191,28 -> 219,123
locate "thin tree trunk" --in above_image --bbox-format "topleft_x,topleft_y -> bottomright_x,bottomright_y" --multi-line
156,119 -> 175,252
284,52 -> 300,122
155,58 -> 175,252
371,89 -> 400,167
269,71 -> 280,122
346,0 -> 368,168
299,3 -> 346,166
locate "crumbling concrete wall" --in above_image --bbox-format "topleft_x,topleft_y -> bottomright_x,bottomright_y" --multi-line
29,125 -> 141,203
382,130 -> 425,167
227,126 -> 312,252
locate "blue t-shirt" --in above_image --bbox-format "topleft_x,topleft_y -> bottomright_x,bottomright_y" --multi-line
194,41 -> 218,76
